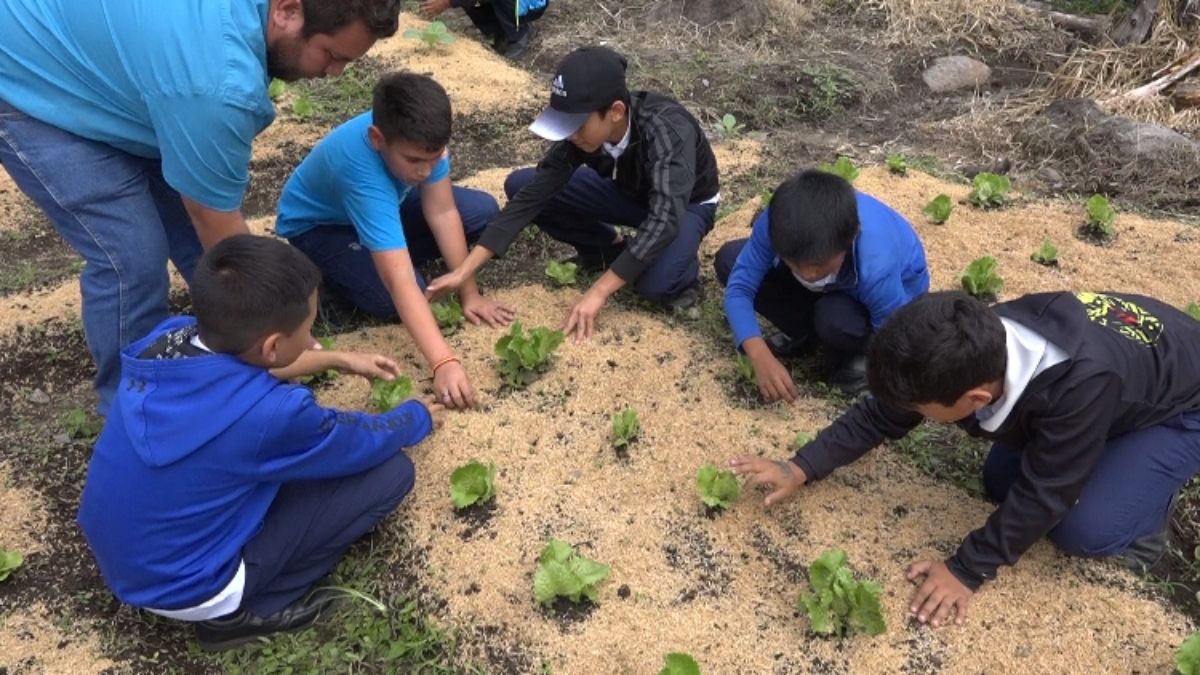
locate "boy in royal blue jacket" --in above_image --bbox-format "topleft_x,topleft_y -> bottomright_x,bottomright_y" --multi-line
77,235 -> 442,651
715,169 -> 929,396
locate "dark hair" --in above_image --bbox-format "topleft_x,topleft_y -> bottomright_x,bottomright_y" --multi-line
768,170 -> 860,265
190,235 -> 322,354
372,72 -> 452,150
866,291 -> 1007,407
301,0 -> 401,39
595,91 -> 632,115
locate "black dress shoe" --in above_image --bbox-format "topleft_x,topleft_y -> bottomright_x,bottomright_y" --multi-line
194,588 -> 339,652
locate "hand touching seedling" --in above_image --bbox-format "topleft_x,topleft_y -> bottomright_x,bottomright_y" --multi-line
728,455 -> 808,506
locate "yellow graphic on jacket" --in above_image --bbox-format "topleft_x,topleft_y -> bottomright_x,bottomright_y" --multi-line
1076,292 -> 1162,346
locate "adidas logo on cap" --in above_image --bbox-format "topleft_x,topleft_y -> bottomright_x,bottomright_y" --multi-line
551,74 -> 566,98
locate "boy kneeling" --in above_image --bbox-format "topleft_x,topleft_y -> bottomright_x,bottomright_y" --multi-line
733,291 -> 1200,627
78,235 -> 441,651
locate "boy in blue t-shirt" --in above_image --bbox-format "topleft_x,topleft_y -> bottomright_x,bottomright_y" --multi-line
277,72 -> 513,410
715,169 -> 929,396
78,235 -> 442,651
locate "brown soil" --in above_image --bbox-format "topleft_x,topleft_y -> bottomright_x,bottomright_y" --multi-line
0,604 -> 114,674
316,284 -> 1191,674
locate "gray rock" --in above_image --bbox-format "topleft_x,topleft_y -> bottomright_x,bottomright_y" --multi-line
1045,97 -> 1200,165
922,56 -> 992,93
28,388 -> 50,404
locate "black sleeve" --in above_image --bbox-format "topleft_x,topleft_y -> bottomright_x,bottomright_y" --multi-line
791,395 -> 924,481
609,113 -> 696,282
475,142 -> 579,257
946,374 -> 1123,590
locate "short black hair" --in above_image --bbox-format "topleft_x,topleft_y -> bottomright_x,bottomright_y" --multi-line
867,291 -> 1007,407
301,0 -> 401,39
190,235 -> 322,354
372,72 -> 452,150
595,91 -> 632,115
768,170 -> 860,265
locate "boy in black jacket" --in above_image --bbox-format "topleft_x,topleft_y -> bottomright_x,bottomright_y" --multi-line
732,291 -> 1200,628
427,46 -> 720,344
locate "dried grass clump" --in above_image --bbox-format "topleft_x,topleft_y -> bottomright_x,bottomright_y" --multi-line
865,0 -> 1066,57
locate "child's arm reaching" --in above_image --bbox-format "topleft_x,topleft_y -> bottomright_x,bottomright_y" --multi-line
270,348 -> 401,383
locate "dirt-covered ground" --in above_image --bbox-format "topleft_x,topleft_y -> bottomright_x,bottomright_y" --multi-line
2,3 -> 1199,673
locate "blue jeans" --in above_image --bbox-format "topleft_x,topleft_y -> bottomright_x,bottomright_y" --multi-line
713,238 -> 872,356
287,186 -> 498,318
982,412 -> 1200,557
0,98 -> 201,416
504,166 -> 716,302
240,451 -> 415,617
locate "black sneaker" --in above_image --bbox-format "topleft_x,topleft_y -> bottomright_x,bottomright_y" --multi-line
567,239 -> 626,273
765,333 -> 799,358
666,281 -> 703,312
1118,492 -> 1178,572
829,354 -> 868,396
194,588 -> 339,652
502,25 -> 533,59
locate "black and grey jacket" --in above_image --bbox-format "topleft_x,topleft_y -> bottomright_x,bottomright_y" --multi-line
476,90 -> 720,282
791,292 -> 1200,590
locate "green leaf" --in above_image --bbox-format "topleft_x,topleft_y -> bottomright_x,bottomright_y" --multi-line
533,558 -> 577,606
885,153 -> 908,175
431,295 -> 465,336
760,189 -> 773,206
449,461 -> 497,509
696,462 -> 740,510
0,548 -> 23,583
534,539 -> 609,606
960,256 -> 1003,299
817,156 -> 859,183
800,591 -> 835,634
798,549 -> 886,637
369,376 -> 413,412
1187,303 -> 1200,322
540,539 -> 575,565
809,549 -> 848,593
611,408 -> 639,450
923,194 -> 953,224
791,431 -> 815,450
494,322 -> 564,388
660,653 -> 701,675
1178,632 -> 1200,675
63,407 -> 102,440
733,352 -> 755,385
1030,239 -> 1058,266
544,260 -> 578,286
848,581 -> 887,636
268,78 -> 286,100
292,93 -> 315,120
1083,194 -> 1116,240
967,172 -> 1011,209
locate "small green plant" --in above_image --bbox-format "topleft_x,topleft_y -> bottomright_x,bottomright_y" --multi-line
696,462 -> 740,510
660,653 -> 701,675
1178,632 -> 1200,675
403,20 -> 455,47
63,407 -> 103,440
268,78 -> 286,100
298,336 -> 339,385
533,539 -> 610,607
791,431 -> 815,451
715,113 -> 745,138
923,194 -> 953,224
0,548 -> 23,583
1031,239 -> 1059,266
431,296 -> 465,336
961,256 -> 1004,300
817,156 -> 859,183
760,189 -> 774,206
494,322 -> 565,388
1082,194 -> 1116,242
733,352 -> 756,386
544,260 -> 578,286
450,461 -> 497,510
885,153 -> 908,175
799,548 -> 886,637
291,92 -> 315,120
967,172 -> 1011,209
611,408 -> 639,451
369,376 -> 414,412
1186,303 -> 1200,321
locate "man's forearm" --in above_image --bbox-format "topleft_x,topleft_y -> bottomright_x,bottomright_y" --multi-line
183,197 -> 250,248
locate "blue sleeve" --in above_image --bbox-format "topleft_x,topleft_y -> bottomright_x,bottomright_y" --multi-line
252,391 -> 433,482
723,210 -> 776,348
860,272 -> 909,330
146,94 -> 272,211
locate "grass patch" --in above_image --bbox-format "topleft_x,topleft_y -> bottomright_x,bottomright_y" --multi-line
890,421 -> 990,499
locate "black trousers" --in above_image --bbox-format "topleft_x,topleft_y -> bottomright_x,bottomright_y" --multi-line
461,0 -> 546,42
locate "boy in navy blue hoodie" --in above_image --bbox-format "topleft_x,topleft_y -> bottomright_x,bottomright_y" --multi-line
78,235 -> 442,651
715,170 -> 928,396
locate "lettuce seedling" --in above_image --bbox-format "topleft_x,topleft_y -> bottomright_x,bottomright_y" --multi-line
960,256 -> 1003,301
734,352 -> 755,386
799,548 -> 886,637
716,113 -> 744,138
1186,302 -> 1200,321
494,322 -> 565,388
660,653 -> 701,675
696,462 -> 740,510
533,539 -> 610,607
1178,632 -> 1200,675
268,78 -> 286,100
817,156 -> 859,183
545,260 -> 578,286
431,295 -> 466,336
760,188 -> 774,206
63,407 -> 103,440
370,376 -> 414,412
611,408 -> 639,450
1030,239 -> 1058,266
292,93 -> 315,120
0,548 -> 23,583
450,461 -> 497,510
1082,194 -> 1116,242
967,172 -> 1011,209
923,194 -> 953,224
403,20 -> 455,47
791,431 -> 815,451
885,153 -> 908,175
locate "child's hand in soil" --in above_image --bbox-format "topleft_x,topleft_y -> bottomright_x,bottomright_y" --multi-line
422,399 -> 447,428
728,456 -> 807,506
419,0 -> 451,18
338,352 -> 401,381
907,559 -> 973,628
462,293 -> 516,328
425,268 -> 465,301
562,289 -> 608,344
750,350 -> 799,404
433,360 -> 476,409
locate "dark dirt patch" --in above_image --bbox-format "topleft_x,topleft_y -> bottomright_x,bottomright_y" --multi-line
662,519 -> 734,603
750,523 -> 809,586
454,499 -> 498,541
243,139 -> 318,219
449,106 -> 547,181
0,223 -> 80,297
541,596 -> 597,630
